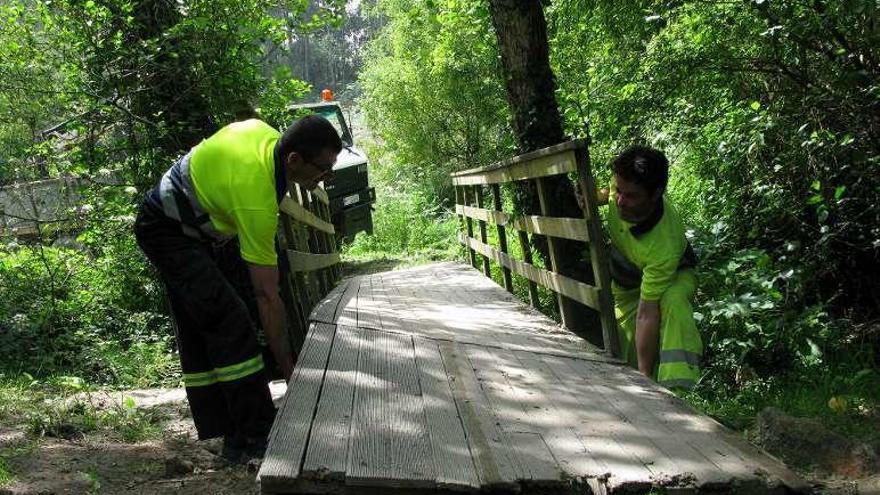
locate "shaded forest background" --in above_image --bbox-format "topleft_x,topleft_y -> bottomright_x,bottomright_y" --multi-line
0,0 -> 878,452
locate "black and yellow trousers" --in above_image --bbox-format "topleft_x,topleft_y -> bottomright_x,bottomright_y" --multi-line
134,203 -> 276,442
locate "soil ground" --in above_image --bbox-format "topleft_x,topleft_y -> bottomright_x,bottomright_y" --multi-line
0,383 -> 287,495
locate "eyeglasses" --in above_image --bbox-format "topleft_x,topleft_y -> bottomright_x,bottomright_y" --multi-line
306,160 -> 335,182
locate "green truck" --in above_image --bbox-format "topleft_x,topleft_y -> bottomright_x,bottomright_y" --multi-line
289,98 -> 375,243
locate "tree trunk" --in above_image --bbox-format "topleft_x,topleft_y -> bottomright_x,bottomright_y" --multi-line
487,0 -> 603,345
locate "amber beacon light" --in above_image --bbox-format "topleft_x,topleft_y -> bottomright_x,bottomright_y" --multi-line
321,88 -> 334,102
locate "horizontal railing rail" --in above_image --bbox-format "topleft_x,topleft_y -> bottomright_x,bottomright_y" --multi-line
276,181 -> 341,360
450,140 -> 619,357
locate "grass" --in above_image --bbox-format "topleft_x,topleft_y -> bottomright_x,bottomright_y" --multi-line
684,363 -> 880,451
0,457 -> 13,487
0,435 -> 38,489
1,374 -> 167,444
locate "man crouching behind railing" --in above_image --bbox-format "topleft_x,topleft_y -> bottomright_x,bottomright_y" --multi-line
594,146 -> 701,390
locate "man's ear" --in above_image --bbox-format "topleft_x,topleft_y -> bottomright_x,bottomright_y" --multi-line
286,152 -> 306,175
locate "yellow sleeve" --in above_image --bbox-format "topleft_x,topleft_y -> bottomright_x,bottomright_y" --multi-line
639,255 -> 680,301
232,208 -> 278,266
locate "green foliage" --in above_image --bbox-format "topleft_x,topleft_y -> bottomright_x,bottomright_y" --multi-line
1,374 -> 166,443
344,186 -> 459,259
0,0 -> 344,390
360,0 -> 879,439
0,213 -> 177,386
359,0 -> 515,206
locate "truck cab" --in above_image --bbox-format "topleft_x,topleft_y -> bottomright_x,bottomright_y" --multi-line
288,95 -> 375,243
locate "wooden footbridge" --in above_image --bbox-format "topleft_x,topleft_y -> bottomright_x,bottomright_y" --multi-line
259,142 -> 809,494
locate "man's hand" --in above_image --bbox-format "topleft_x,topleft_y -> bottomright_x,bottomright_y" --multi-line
247,263 -> 294,381
635,299 -> 661,377
574,187 -> 610,210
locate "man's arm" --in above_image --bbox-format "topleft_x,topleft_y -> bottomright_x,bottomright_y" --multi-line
635,299 -> 661,377
247,263 -> 294,381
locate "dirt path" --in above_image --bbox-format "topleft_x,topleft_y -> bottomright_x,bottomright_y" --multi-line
0,383 -> 287,495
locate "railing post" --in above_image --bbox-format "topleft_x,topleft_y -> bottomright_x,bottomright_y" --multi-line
491,184 -> 514,293
278,210 -> 308,355
574,147 -> 620,357
518,180 -> 541,309
461,186 -> 478,268
474,185 -> 492,278
535,177 -> 570,324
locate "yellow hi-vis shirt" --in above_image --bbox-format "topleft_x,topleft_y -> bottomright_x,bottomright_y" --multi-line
190,119 -> 281,266
607,182 -> 687,301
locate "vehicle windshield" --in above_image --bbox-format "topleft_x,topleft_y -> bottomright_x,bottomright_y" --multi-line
314,106 -> 353,146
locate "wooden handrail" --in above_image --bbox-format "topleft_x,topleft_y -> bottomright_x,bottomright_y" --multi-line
459,234 -> 600,309
451,140 -> 619,357
450,149 -> 578,186
280,196 -> 335,234
275,182 -> 341,360
454,204 -> 590,243
450,139 -> 585,178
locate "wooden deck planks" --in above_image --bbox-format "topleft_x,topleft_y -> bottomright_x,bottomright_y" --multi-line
260,262 -> 807,494
346,328 -> 435,488
334,275 -> 361,327
301,325 -> 361,482
464,344 -> 563,486
437,341 -> 524,491
308,280 -> 347,323
260,322 -> 337,492
412,337 -> 481,491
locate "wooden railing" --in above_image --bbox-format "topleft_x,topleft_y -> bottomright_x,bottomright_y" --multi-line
450,140 -> 619,357
276,182 -> 340,359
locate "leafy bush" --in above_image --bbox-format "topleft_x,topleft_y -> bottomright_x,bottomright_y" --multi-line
344,186 -> 460,260
0,201 -> 175,387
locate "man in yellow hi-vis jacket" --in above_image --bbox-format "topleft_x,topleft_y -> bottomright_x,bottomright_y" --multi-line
134,116 -> 341,462
596,146 -> 701,390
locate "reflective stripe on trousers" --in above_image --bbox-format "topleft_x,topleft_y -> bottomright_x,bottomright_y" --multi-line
614,269 -> 702,390
183,355 -> 265,388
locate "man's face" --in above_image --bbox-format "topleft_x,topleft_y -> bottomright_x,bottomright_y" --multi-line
286,148 -> 338,190
615,174 -> 661,223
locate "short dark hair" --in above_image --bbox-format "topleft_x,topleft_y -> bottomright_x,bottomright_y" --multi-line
277,115 -> 342,167
612,145 -> 669,194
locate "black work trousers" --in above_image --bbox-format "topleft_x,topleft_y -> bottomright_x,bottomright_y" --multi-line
134,203 -> 275,442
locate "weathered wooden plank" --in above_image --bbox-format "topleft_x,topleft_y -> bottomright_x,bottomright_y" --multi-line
459,233 -> 601,310
451,149 -> 577,186
573,147 -> 620,357
539,352 -> 700,491
280,196 -> 335,234
311,185 -> 330,205
334,276 -> 361,327
463,345 -> 561,486
570,358 -> 790,492
412,337 -> 480,491
490,184 -> 514,292
455,204 -> 591,243
301,325 -> 361,482
259,322 -> 337,492
308,280 -> 347,324
501,350 -> 619,495
346,329 -> 435,488
450,140 -> 584,178
356,275 -> 382,330
287,249 -> 340,273
437,342 -> 523,490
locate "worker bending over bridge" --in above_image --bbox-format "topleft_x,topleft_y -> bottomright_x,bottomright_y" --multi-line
596,146 -> 701,389
134,116 -> 341,463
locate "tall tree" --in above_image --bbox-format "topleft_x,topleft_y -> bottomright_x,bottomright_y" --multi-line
487,0 -> 603,345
